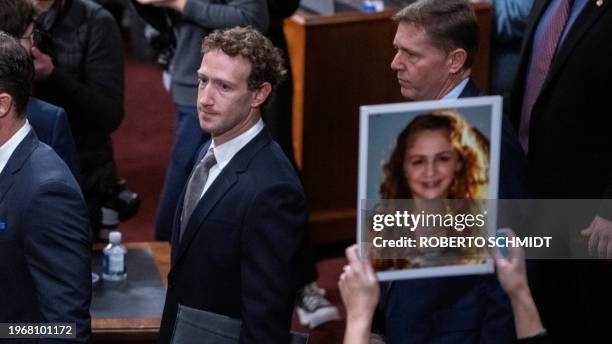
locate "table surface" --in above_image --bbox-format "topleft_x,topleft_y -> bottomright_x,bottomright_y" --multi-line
92,241 -> 169,342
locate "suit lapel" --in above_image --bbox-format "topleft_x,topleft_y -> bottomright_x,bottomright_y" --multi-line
170,128 -> 273,268
543,0 -> 612,92
0,172 -> 14,205
172,169 -> 238,266
0,130 -> 38,204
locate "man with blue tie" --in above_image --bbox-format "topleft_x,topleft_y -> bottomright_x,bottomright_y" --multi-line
0,32 -> 91,342
510,0 -> 612,342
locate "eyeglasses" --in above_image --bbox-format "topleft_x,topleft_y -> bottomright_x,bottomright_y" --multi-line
21,28 -> 41,45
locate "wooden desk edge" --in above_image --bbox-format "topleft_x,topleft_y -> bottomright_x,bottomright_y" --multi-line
91,241 -> 169,341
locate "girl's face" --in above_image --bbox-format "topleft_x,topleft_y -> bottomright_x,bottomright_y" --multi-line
403,129 -> 461,199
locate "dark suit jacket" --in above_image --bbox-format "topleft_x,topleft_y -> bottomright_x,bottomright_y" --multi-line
159,127 -> 307,344
384,80 -> 524,344
27,97 -> 80,179
508,3 -> 612,343
510,0 -> 612,202
0,129 -> 91,342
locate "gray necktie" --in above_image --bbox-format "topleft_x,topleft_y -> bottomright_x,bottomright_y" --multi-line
180,149 -> 217,240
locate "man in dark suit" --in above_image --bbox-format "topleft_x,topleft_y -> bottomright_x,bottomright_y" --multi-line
0,0 -> 79,178
382,1 -> 527,342
158,27 -> 307,343
0,32 -> 91,342
132,0 -> 269,243
509,0 -> 612,341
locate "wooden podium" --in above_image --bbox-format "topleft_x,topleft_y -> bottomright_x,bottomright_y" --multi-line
284,3 -> 492,244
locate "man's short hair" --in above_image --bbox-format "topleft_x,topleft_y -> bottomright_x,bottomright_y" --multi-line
201,27 -> 286,100
0,0 -> 37,37
394,0 -> 479,69
0,31 -> 34,117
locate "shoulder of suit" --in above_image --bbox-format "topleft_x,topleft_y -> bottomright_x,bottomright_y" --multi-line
22,143 -> 79,189
27,98 -> 64,119
241,143 -> 302,189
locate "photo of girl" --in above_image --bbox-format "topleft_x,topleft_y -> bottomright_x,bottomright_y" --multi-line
358,97 -> 502,280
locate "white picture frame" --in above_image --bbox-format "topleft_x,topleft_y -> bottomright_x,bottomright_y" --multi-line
357,96 -> 502,281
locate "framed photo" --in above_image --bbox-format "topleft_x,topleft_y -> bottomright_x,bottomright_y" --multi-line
357,96 -> 502,281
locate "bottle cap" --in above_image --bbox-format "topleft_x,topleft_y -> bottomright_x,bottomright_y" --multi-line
109,231 -> 122,244
362,1 -> 376,13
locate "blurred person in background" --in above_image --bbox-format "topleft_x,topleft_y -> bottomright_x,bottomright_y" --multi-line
0,0 -> 79,178
485,0 -> 533,99
31,0 -> 138,240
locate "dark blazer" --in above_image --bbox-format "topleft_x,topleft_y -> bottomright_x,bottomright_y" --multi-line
27,97 -> 80,179
384,80 -> 523,344
509,0 -> 612,200
0,129 -> 91,342
508,3 -> 612,343
159,127 -> 307,344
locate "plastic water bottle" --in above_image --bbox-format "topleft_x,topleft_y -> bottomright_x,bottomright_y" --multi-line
102,231 -> 127,281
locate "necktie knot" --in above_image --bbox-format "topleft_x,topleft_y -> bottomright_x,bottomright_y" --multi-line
201,151 -> 217,169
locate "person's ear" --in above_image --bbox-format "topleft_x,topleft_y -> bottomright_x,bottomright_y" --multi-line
250,82 -> 272,108
0,93 -> 13,119
447,48 -> 468,74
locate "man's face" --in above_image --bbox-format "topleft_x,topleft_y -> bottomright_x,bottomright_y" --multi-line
197,49 -> 263,145
390,22 -> 453,101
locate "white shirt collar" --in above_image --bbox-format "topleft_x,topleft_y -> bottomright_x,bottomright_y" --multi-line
197,118 -> 264,199
209,118 -> 264,172
441,78 -> 470,100
0,120 -> 31,175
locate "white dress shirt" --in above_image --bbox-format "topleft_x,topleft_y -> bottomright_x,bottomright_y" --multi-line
442,78 -> 470,100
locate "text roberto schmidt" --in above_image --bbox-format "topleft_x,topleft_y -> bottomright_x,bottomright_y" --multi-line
369,211 -> 552,249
